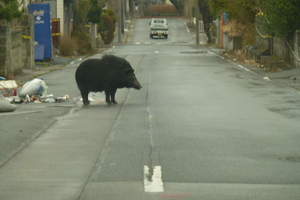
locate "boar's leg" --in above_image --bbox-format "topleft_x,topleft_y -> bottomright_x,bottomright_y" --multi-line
110,89 -> 118,104
105,89 -> 118,105
80,90 -> 90,105
105,90 -> 112,104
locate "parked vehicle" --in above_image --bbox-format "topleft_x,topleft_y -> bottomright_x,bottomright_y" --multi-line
149,18 -> 168,39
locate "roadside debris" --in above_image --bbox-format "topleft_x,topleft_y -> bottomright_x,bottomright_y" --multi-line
9,94 -> 70,104
16,78 -> 70,104
263,76 -> 271,81
19,78 -> 48,98
0,94 -> 16,112
0,80 -> 18,97
0,78 -> 70,105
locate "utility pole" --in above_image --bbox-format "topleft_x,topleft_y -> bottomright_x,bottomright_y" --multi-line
195,0 -> 200,46
118,0 -> 122,43
121,0 -> 125,34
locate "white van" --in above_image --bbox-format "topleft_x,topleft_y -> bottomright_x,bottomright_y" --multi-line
149,18 -> 168,39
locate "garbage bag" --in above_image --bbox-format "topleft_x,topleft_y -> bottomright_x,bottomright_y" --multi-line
0,94 -> 16,112
19,78 -> 48,98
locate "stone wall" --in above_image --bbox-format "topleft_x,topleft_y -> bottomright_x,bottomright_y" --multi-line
0,26 -> 8,76
0,20 -> 33,78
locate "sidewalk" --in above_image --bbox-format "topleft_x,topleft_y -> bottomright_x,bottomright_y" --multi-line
14,56 -> 76,85
209,47 -> 300,90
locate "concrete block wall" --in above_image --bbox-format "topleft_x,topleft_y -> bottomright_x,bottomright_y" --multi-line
0,23 -> 32,78
0,26 -> 8,76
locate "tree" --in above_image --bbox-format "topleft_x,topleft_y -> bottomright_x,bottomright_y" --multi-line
169,0 -> 184,14
259,0 -> 300,39
87,0 -> 105,24
0,0 -> 22,21
209,0 -> 258,24
198,0 -> 213,43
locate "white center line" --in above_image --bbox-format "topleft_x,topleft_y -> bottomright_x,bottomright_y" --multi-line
144,165 -> 164,193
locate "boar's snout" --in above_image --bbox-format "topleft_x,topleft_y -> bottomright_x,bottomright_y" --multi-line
132,79 -> 142,90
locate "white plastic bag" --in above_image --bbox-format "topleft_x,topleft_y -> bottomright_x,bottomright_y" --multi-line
19,78 -> 48,97
0,94 -> 16,112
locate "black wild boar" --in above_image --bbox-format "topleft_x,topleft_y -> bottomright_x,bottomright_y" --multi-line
75,55 -> 142,105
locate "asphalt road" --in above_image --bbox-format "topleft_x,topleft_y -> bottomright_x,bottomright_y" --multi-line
1,18 -> 300,200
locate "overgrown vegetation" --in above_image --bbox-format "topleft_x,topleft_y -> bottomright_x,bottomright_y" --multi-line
59,36 -> 76,56
209,0 -> 258,24
169,0 -> 184,14
208,0 -> 259,45
201,0 -> 300,41
198,0 -> 213,43
87,0 -> 104,24
0,0 -> 22,21
62,0 -> 116,55
258,0 -> 300,39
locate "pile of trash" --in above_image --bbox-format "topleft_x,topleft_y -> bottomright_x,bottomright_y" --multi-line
0,77 -> 69,113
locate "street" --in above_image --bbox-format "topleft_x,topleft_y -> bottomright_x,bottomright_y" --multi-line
1,18 -> 300,200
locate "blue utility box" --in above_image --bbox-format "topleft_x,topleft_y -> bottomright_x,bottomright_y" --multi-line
28,3 -> 53,61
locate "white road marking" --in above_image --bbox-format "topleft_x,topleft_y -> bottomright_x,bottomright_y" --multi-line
237,64 -> 251,72
154,50 -> 160,54
144,165 -> 164,193
185,23 -> 190,33
209,50 -> 257,74
135,42 -> 141,45
263,76 -> 271,81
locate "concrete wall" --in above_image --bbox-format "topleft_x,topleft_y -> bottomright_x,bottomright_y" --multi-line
273,37 -> 289,60
0,22 -> 33,78
0,27 -> 7,76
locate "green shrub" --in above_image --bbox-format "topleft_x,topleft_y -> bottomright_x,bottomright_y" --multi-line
0,0 -> 22,21
99,9 -> 116,45
72,29 -> 92,54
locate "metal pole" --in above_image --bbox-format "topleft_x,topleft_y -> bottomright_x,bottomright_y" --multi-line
30,14 -> 35,69
121,0 -> 125,34
118,0 -> 122,44
6,25 -> 12,78
195,0 -> 200,46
